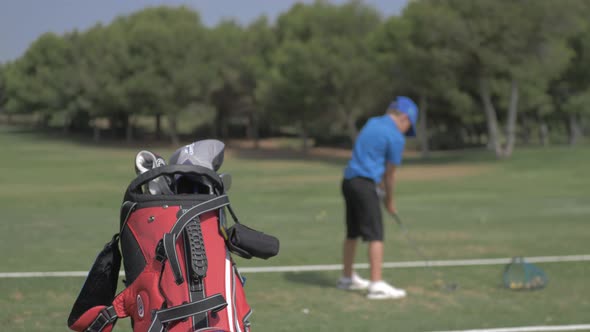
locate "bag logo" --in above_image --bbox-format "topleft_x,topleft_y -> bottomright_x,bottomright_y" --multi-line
137,294 -> 145,318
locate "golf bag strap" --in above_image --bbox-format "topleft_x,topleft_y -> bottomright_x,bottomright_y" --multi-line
219,203 -> 242,238
147,294 -> 227,332
128,165 -> 223,195
119,201 -> 137,231
85,306 -> 118,332
226,204 -> 241,224
170,195 -> 230,235
185,219 -> 207,279
160,195 -> 230,284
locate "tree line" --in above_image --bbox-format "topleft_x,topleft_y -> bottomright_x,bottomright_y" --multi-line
0,0 -> 589,158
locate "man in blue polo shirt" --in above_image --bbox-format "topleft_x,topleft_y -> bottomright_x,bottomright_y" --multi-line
337,96 -> 418,300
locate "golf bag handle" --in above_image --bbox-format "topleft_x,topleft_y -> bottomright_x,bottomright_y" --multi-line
127,164 -> 223,195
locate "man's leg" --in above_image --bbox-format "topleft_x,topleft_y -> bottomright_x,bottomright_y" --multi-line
367,240 -> 406,299
368,240 -> 383,281
338,178 -> 371,290
341,178 -> 360,279
342,238 -> 358,278
366,239 -> 407,299
339,237 -> 370,290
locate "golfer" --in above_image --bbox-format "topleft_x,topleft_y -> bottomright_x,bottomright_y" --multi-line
338,96 -> 418,299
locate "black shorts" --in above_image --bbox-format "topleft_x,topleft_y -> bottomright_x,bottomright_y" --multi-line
341,177 -> 383,242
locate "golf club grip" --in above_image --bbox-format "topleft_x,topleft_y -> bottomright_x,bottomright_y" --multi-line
128,164 -> 222,194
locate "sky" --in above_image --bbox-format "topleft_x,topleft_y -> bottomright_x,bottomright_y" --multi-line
0,0 -> 408,64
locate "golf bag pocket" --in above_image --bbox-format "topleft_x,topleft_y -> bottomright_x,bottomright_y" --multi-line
68,234 -> 121,329
226,223 -> 279,260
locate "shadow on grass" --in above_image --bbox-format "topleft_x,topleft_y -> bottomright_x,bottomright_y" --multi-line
404,150 -> 496,165
231,148 -> 350,166
1,125 -> 501,167
232,146 -> 498,167
283,271 -> 336,289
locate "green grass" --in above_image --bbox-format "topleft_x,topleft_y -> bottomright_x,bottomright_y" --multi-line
1,126 -> 589,331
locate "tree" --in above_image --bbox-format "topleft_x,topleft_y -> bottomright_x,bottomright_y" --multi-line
206,20 -> 250,140
3,0 -> 590,151
269,0 -> 385,148
322,1 -> 385,143
3,31 -> 94,133
552,14 -> 590,145
264,39 -> 333,151
242,17 -> 277,146
3,33 -> 70,128
375,2 -> 470,156
427,0 -> 581,158
112,6 -> 209,144
205,16 -> 278,146
0,64 -> 6,116
50,31 -> 93,134
74,22 -> 134,141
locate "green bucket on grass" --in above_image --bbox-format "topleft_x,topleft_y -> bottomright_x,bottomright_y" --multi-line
503,257 -> 548,290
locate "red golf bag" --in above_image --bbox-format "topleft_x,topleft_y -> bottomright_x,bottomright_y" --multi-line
68,164 -> 279,332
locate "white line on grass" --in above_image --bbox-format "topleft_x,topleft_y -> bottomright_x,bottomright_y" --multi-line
240,254 -> 590,273
429,324 -> 590,332
1,254 -> 589,278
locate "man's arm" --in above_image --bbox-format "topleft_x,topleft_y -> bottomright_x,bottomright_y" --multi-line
383,163 -> 397,215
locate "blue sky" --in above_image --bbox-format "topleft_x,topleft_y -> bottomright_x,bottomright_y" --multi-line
0,0 -> 408,63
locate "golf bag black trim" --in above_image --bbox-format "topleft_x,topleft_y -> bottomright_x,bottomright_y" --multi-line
68,164 -> 279,332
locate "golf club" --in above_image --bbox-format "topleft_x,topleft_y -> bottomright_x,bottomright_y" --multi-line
134,150 -> 174,195
390,212 -> 458,292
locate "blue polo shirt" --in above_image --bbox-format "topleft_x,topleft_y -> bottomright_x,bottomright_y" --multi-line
344,115 -> 405,183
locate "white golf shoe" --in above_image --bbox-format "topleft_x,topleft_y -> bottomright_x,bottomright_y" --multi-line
337,273 -> 371,291
367,281 -> 407,300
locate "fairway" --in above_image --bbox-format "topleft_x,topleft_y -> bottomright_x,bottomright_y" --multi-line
1,127 -> 589,331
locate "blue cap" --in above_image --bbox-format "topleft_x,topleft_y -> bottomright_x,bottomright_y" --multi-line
388,96 -> 419,137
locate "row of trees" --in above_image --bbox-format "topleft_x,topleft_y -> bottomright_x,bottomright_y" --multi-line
1,0 -> 589,157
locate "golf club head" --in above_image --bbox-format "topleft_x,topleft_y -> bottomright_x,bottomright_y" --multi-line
135,150 -> 159,175
134,150 -> 173,195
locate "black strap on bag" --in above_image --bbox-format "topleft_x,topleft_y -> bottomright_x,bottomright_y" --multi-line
157,195 -> 231,285
84,306 -> 118,332
125,165 -> 224,202
67,235 -> 121,328
147,294 -> 227,332
184,217 -> 209,330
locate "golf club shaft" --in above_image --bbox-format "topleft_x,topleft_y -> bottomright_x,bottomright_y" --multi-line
391,213 -> 457,291
391,213 -> 432,265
